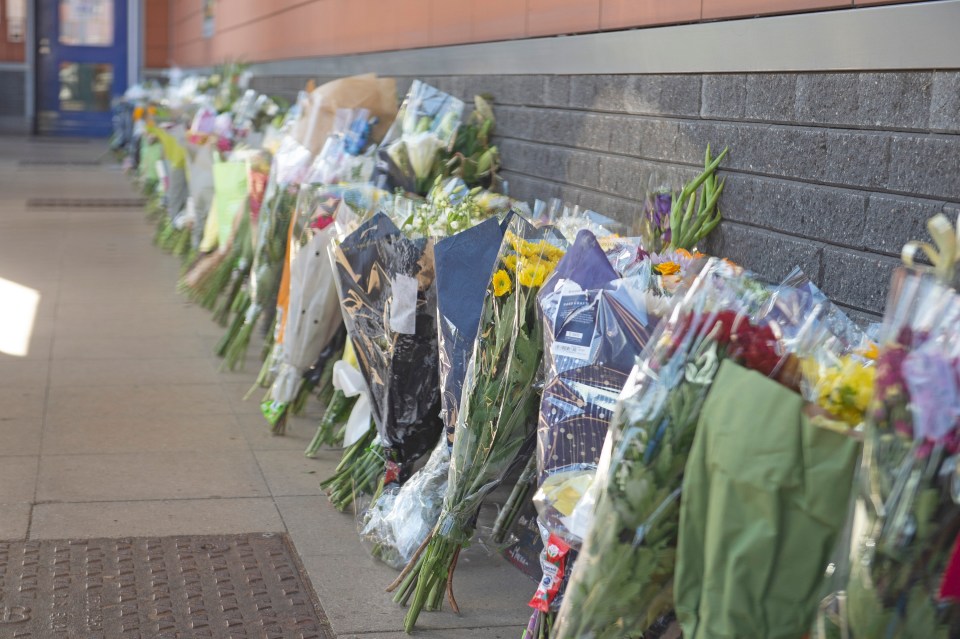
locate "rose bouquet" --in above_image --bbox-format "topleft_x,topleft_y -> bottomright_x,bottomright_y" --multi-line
391,216 -> 566,631
359,215 -> 507,568
673,275 -> 871,639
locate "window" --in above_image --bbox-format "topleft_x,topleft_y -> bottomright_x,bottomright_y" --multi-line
59,0 -> 114,47
5,0 -> 25,43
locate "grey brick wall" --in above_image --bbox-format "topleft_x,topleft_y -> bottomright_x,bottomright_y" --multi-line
253,71 -> 960,318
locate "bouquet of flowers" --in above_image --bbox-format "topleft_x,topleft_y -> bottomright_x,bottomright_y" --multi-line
259,186 -> 345,434
373,80 -> 464,195
321,212 -> 443,510
554,258 -> 790,639
219,135 -> 313,371
391,216 -> 566,631
534,231 -> 661,543
359,215 -> 508,568
639,146 -> 728,253
840,221 -> 960,638
673,274 -> 871,639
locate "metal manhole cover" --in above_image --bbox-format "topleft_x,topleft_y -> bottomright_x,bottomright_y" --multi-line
25,198 -> 146,208
0,534 -> 333,639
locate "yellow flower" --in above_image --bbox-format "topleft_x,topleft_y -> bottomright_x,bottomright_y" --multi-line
492,269 -> 512,297
536,240 -> 566,263
805,355 -> 876,427
503,254 -> 518,272
518,258 -> 552,288
655,261 -> 681,276
860,342 -> 880,360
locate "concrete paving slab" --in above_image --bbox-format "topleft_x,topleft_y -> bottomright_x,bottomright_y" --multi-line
276,495 -> 368,559
48,356 -> 221,387
236,413 -> 321,451
0,387 -> 45,420
0,359 -> 49,387
52,333 -> 212,359
0,502 -> 31,540
41,412 -> 246,455
300,550 -> 534,635
0,455 -> 38,502
30,497 -> 285,539
255,449 -> 337,497
37,450 -> 270,502
0,418 -> 43,456
47,382 -> 232,418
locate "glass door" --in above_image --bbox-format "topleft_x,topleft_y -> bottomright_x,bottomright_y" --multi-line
35,0 -> 128,136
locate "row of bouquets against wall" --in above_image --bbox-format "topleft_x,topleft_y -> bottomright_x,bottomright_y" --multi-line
114,65 -> 960,638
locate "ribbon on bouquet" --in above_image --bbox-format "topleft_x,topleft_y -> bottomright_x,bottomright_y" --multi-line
901,213 -> 960,282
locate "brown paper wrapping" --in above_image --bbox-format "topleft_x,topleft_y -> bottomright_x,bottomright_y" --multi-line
291,74 -> 398,155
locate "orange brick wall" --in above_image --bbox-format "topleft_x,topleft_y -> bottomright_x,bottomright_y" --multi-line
146,0 -> 170,68
166,0 -> 929,68
0,0 -> 25,63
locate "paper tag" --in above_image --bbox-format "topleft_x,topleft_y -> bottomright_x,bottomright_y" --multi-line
551,292 -> 597,361
389,274 -> 419,335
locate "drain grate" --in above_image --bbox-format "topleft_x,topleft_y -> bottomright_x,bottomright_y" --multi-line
26,197 -> 146,208
0,533 -> 334,639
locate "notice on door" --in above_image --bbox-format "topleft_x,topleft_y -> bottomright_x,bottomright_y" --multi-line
202,0 -> 214,38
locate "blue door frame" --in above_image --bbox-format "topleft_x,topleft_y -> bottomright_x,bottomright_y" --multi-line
35,0 -> 128,136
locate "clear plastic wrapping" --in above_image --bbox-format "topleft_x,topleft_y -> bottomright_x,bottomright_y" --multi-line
266,187 -> 345,407
840,266 -> 960,638
533,230 -> 660,546
554,259 -> 791,639
393,216 -> 568,630
358,215 -> 506,567
373,80 -> 464,195
330,212 -> 443,476
360,441 -> 451,569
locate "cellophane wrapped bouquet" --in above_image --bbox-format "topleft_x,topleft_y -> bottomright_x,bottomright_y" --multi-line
524,231 -> 662,636
259,186 -> 347,434
392,216 -> 567,631
322,212 -> 443,510
359,216 -> 508,568
373,80 -> 463,195
553,258 -> 788,639
219,135 -> 313,370
841,252 -> 960,638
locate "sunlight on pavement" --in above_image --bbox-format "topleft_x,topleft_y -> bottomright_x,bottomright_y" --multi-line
0,277 -> 39,357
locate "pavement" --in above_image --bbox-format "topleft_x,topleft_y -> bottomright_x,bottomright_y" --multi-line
0,137 -> 534,638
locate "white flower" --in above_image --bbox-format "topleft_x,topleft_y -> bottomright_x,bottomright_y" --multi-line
404,131 -> 444,180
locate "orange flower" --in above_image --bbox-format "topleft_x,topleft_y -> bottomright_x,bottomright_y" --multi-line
655,261 -> 681,276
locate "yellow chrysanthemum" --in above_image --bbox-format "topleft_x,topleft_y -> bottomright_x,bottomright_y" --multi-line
133,106 -> 145,121
655,261 -> 681,276
518,259 -> 551,288
804,355 -> 876,427
503,254 -> 518,272
492,269 -> 512,297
